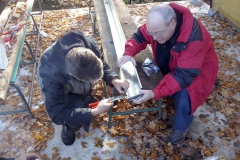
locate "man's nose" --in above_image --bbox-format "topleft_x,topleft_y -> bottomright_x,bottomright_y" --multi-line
152,34 -> 159,40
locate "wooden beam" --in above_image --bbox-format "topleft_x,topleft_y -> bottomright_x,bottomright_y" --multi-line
93,0 -> 162,90
12,0 -> 25,20
218,0 -> 240,28
213,0 -> 220,11
0,0 -> 34,101
0,28 -> 24,101
93,0 -> 119,75
0,0 -> 14,32
113,0 -> 162,90
218,8 -> 240,28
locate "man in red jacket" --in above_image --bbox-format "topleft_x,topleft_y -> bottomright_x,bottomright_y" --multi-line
117,3 -> 218,144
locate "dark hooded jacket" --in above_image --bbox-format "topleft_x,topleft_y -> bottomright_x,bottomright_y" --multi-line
123,3 -> 218,114
37,31 -> 118,130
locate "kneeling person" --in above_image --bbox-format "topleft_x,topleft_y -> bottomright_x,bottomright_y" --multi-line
37,31 -> 129,145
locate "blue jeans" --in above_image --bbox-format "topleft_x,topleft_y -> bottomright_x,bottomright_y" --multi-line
170,89 -> 193,131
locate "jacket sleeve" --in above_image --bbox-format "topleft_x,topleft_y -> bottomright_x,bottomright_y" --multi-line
123,25 -> 150,56
86,36 -> 119,85
38,64 -> 93,130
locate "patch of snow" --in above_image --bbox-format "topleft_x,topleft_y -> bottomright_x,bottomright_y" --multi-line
27,146 -> 35,152
191,105 -> 239,159
213,146 -> 236,160
132,16 -> 143,28
31,105 -> 40,110
233,92 -> 240,101
19,67 -> 32,76
224,70 -> 237,76
41,124 -> 131,159
0,118 -> 6,130
8,125 -> 18,132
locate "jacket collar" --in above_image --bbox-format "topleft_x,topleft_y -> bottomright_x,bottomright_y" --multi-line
169,10 -> 182,43
169,3 -> 194,43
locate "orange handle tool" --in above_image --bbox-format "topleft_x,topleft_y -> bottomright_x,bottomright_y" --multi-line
88,101 -> 100,109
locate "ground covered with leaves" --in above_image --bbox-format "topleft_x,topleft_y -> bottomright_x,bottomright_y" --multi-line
0,1 -> 239,160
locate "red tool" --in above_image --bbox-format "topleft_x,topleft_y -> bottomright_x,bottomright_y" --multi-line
0,21 -> 31,36
3,32 -> 15,48
88,94 -> 126,109
0,21 -> 31,48
88,101 -> 100,109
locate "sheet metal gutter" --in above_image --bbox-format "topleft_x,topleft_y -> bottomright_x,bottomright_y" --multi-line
103,0 -> 142,98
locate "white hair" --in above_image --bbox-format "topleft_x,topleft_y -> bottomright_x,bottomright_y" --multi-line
147,4 -> 176,26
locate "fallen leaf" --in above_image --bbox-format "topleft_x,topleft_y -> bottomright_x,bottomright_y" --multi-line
109,127 -> 118,135
94,138 -> 103,148
81,141 -> 87,148
102,150 -> 109,154
149,147 -> 157,159
106,142 -> 116,148
77,132 -> 81,139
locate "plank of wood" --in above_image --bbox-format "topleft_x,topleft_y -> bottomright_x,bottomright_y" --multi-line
221,0 -> 240,7
0,0 -> 34,101
113,0 -> 163,90
94,0 -> 162,90
0,28 -> 24,101
12,0 -> 25,20
218,0 -> 240,28
213,0 -> 220,12
0,0 -> 7,14
0,2 -> 12,32
93,0 -> 120,76
218,8 -> 240,28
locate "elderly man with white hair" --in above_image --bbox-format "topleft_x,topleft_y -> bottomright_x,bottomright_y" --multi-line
117,3 -> 218,144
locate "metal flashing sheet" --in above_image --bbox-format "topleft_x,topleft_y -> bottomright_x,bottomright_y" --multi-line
103,0 -> 142,98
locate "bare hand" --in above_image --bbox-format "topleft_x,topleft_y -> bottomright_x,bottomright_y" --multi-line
91,99 -> 113,116
111,79 -> 130,94
132,90 -> 154,104
117,55 -> 136,67
15,153 -> 41,160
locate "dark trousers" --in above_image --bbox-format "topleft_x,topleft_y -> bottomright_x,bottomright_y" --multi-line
170,89 -> 193,131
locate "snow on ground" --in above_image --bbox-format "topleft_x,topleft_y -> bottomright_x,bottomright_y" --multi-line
191,105 -> 237,160
40,124 -> 130,159
0,1 -> 239,160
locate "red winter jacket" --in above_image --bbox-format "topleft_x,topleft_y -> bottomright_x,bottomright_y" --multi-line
123,3 -> 218,114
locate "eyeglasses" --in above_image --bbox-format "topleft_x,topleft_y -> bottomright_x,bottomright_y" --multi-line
146,19 -> 172,38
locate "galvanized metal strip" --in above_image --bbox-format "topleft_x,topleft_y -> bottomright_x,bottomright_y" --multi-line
103,0 -> 142,98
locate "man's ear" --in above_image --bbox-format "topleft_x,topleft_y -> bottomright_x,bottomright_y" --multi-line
171,19 -> 177,28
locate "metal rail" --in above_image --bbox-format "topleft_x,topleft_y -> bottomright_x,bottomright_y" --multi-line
24,0 -> 43,107
0,0 -> 43,117
103,0 -> 142,98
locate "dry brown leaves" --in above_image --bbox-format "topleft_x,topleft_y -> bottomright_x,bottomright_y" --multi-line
0,1 -> 239,160
113,2 -> 239,159
0,7 -> 94,159
57,0 -> 89,8
198,13 -> 240,154
0,82 -> 54,158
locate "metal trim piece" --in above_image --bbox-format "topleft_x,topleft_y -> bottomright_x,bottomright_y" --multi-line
103,0 -> 142,98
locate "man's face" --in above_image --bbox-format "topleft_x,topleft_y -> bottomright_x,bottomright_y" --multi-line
146,19 -> 176,44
